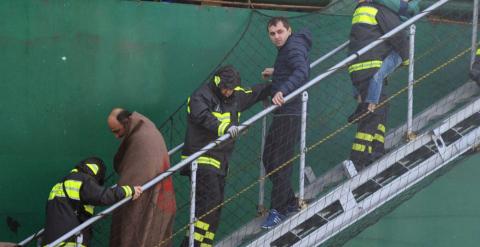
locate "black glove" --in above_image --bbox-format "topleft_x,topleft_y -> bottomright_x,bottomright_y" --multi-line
348,103 -> 369,124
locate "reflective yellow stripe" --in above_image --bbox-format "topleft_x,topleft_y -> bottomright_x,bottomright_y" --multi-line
83,205 -> 94,215
70,169 -> 78,173
64,180 -> 82,200
218,122 -> 229,136
85,163 -> 99,175
204,231 -> 215,240
56,242 -> 87,247
374,133 -> 385,143
355,132 -> 373,142
234,86 -> 252,93
212,112 -> 231,122
348,60 -> 383,73
195,220 -> 210,230
200,244 -> 213,247
194,232 -> 204,242
377,124 -> 386,133
352,143 -> 366,152
477,48 -> 480,55
214,76 -> 221,86
122,186 -> 133,197
187,97 -> 191,114
181,155 -> 221,169
352,6 -> 378,25
368,146 -> 372,153
48,183 -> 65,200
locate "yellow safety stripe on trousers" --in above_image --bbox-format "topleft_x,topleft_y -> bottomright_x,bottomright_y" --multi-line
348,60 -> 383,73
234,86 -> 252,93
194,232 -> 205,242
204,231 -> 215,240
352,143 -> 372,153
374,133 -> 385,143
63,180 -> 82,200
122,185 -> 133,197
181,155 -> 221,169
377,124 -> 386,133
355,132 -> 374,142
187,97 -> 191,114
195,220 -> 210,230
477,48 -> 480,55
48,183 -> 65,200
352,6 -> 378,25
200,243 -> 213,247
85,163 -> 99,175
83,205 -> 94,215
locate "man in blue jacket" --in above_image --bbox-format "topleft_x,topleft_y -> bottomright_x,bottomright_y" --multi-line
260,16 -> 312,229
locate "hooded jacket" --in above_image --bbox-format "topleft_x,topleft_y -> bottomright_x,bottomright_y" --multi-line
42,167 -> 133,246
348,2 -> 409,84
271,29 -> 312,114
182,81 -> 271,176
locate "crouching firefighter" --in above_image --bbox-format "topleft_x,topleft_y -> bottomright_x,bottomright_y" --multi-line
180,65 -> 271,247
470,48 -> 480,86
346,0 -> 409,172
42,157 -> 142,246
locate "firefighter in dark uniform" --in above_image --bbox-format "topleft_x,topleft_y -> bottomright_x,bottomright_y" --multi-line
470,47 -> 480,85
42,157 -> 142,247
180,65 -> 271,247
347,0 -> 409,171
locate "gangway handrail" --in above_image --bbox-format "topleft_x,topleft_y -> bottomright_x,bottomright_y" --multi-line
45,1 -> 448,245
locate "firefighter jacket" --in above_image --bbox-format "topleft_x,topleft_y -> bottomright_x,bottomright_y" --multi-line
42,169 -> 134,246
271,29 -> 312,115
182,81 -> 271,176
348,2 -> 409,84
470,48 -> 480,84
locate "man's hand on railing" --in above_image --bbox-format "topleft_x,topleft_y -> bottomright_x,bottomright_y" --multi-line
272,91 -> 284,106
227,125 -> 240,138
132,186 -> 143,201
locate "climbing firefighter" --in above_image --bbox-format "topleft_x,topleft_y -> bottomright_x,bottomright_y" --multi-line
42,157 -> 142,246
470,47 -> 480,85
180,65 -> 271,247
347,0 -> 410,172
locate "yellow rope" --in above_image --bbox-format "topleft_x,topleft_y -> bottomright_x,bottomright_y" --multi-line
154,45 -> 471,247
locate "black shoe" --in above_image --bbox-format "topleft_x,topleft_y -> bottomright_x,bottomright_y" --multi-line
348,103 -> 369,124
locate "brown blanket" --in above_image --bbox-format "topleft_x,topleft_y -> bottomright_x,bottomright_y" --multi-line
110,112 -> 176,247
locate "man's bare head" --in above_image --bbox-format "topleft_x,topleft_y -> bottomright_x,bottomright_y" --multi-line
108,108 -> 130,139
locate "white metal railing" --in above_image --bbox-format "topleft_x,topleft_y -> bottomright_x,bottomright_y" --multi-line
19,0 -> 478,245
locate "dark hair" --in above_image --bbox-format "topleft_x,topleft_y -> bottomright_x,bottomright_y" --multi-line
267,17 -> 290,31
213,65 -> 241,89
117,110 -> 132,125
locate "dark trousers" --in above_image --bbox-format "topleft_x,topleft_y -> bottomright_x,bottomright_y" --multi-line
181,168 -> 225,247
350,81 -> 388,171
263,114 -> 301,214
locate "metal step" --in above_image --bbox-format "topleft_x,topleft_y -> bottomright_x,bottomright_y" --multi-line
216,82 -> 480,247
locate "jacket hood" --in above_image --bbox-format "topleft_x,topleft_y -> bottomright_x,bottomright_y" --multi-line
287,28 -> 313,52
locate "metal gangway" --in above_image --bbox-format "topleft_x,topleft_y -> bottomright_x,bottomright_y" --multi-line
18,0 -> 479,245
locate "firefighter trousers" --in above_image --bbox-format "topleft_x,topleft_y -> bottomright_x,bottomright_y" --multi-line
181,168 -> 225,247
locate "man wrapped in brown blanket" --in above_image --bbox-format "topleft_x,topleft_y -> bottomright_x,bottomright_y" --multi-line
107,108 -> 176,247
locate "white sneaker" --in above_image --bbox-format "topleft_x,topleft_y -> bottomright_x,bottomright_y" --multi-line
342,160 -> 358,178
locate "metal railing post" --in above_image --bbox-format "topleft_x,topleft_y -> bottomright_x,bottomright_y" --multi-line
407,24 -> 416,141
471,0 -> 479,68
299,92 -> 309,206
258,113 -> 267,215
189,160 -> 198,247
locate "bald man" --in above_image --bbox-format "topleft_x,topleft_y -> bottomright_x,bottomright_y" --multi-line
107,108 -> 176,247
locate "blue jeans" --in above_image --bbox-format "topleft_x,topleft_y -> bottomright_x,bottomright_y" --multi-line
353,51 -> 403,104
